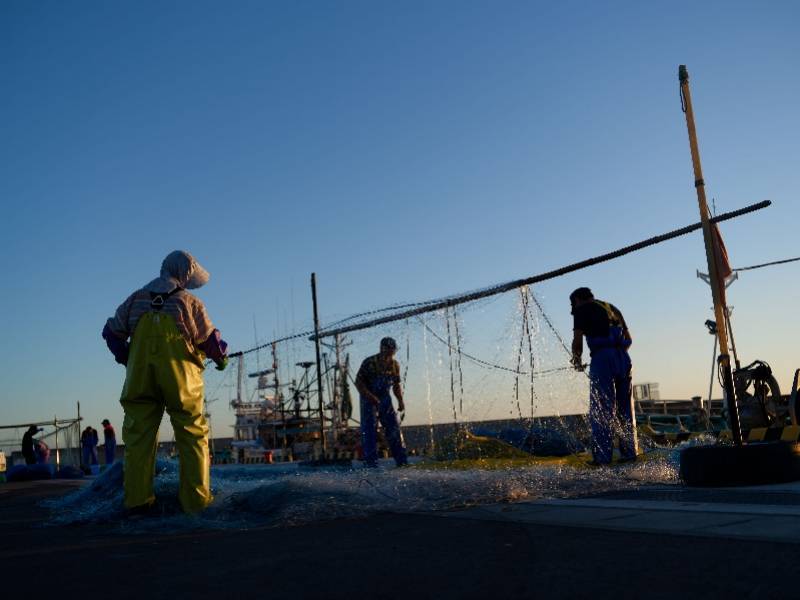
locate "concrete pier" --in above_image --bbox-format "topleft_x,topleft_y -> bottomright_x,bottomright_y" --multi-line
3,478 -> 800,598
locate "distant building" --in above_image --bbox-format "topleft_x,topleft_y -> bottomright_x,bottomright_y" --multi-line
633,382 -> 660,402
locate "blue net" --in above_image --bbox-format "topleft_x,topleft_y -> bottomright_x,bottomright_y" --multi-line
44,450 -> 681,533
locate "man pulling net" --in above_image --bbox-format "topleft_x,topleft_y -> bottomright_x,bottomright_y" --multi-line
355,337 -> 409,468
570,287 -> 637,466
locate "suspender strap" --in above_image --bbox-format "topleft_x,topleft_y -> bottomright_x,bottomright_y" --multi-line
593,300 -> 622,327
149,287 -> 183,311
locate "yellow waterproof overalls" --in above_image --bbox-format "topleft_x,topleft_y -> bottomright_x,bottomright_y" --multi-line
120,302 -> 212,513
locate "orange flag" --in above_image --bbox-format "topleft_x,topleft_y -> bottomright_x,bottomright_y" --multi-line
710,217 -> 732,303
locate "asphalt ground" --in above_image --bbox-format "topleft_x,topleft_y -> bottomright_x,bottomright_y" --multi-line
3,479 -> 800,599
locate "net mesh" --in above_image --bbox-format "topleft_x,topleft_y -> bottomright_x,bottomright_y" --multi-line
0,419 -> 82,468
204,285 -> 590,453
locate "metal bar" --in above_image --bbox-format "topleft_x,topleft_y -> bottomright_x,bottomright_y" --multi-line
311,199 -> 770,341
679,64 -> 742,445
0,418 -> 82,430
310,273 -> 327,454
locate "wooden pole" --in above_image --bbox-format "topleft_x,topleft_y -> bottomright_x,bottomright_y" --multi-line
679,65 -> 743,445
311,273 -> 327,455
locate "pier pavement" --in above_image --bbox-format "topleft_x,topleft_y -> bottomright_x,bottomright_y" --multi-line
2,477 -> 800,598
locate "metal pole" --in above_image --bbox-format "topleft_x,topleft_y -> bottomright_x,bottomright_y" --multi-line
236,354 -> 244,404
54,416 -> 60,470
679,65 -> 742,445
333,334 -> 342,437
707,333 -> 717,422
322,351 -> 335,442
311,273 -> 327,455
206,399 -> 214,459
77,402 -> 82,468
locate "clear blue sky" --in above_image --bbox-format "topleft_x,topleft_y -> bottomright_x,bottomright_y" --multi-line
2,1 -> 799,440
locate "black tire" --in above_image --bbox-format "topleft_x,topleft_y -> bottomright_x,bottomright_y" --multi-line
680,441 -> 800,486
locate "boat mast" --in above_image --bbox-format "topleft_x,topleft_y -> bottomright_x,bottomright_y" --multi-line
679,65 -> 743,445
334,333 -> 343,435
236,354 -> 245,406
271,342 -> 280,405
311,273 -> 327,455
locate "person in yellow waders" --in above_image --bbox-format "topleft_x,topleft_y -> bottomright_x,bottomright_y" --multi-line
102,250 -> 228,514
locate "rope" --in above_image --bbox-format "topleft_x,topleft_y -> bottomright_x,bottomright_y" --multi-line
529,290 -> 572,358
417,317 -> 575,377
357,477 -> 398,501
229,328 -> 316,358
309,201 -> 771,341
513,289 -> 527,421
452,305 -> 466,416
225,201 -> 770,357
522,288 -> 539,424
324,299 -> 443,330
418,318 -> 526,374
734,256 -> 800,272
421,315 -> 436,450
528,288 -> 590,381
444,307 -> 459,423
402,319 -> 410,388
229,300 -> 454,358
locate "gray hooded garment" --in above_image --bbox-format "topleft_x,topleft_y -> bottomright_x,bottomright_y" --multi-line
107,251 -> 215,345
144,250 -> 210,293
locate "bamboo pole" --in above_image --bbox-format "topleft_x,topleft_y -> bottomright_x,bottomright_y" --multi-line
310,200 -> 770,341
679,65 -> 742,445
226,198 -> 769,360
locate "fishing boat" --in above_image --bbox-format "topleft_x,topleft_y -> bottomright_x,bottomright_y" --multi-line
230,340 -> 356,463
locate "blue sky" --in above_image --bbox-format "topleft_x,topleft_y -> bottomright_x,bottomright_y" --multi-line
1,1 -> 799,440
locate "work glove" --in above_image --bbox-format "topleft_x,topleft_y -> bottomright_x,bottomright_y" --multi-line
215,356 -> 229,371
102,324 -> 129,366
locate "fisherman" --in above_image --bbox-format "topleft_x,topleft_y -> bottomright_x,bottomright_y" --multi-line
34,438 -> 50,465
355,337 -> 408,468
102,250 -> 228,514
570,287 -> 637,465
21,425 -> 42,465
81,426 -> 99,466
101,419 -> 116,465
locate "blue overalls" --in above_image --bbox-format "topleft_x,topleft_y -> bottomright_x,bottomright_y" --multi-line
81,431 -> 99,466
104,430 -> 116,465
586,302 -> 637,464
360,373 -> 408,467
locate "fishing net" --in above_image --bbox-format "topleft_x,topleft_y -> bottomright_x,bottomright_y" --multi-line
202,202 -> 771,462
202,284 -> 593,461
45,449 -> 680,532
0,419 -> 82,468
